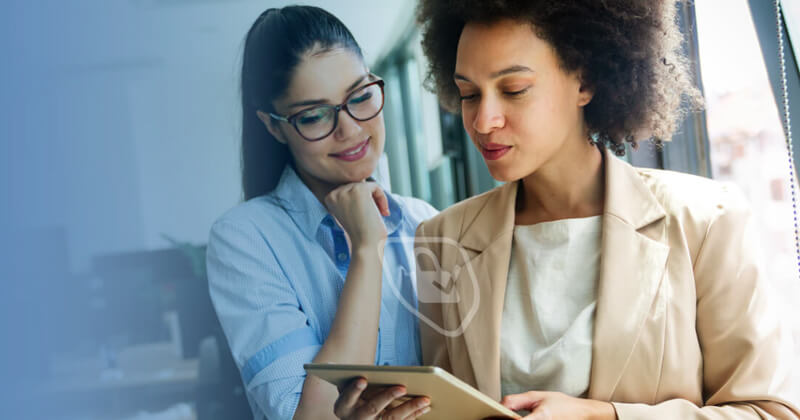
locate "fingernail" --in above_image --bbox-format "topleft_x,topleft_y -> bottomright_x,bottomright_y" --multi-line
421,406 -> 431,415
393,388 -> 405,398
420,398 -> 431,407
356,380 -> 366,390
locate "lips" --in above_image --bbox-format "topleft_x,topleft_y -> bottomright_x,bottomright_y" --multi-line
330,138 -> 370,162
479,142 -> 512,161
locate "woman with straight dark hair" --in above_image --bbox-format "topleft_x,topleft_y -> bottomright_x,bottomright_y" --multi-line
206,6 -> 435,420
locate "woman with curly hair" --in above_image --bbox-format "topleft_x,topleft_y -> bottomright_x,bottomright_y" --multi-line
335,0 -> 800,419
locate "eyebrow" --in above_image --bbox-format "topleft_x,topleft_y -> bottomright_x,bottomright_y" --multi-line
288,74 -> 370,109
454,65 -> 534,82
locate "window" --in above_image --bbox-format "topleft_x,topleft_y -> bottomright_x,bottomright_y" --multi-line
695,0 -> 799,341
375,31 -> 483,209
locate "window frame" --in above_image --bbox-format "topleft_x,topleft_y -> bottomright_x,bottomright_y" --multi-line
748,0 -> 800,169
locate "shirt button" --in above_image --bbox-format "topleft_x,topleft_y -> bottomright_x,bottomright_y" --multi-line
337,253 -> 348,262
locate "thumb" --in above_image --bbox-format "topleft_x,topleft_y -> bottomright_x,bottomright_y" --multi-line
501,391 -> 544,411
370,186 -> 390,217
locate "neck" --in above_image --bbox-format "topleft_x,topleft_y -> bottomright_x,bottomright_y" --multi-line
516,137 -> 605,225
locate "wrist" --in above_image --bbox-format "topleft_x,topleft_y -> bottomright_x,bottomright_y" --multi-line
349,230 -> 387,249
587,400 -> 616,420
352,242 -> 386,258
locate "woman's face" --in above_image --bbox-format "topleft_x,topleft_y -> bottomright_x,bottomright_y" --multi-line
266,48 -> 385,187
454,20 -> 593,182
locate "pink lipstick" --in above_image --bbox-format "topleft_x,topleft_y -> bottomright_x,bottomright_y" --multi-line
330,138 -> 370,162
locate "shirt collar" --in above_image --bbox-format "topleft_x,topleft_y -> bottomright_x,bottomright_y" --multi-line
270,165 -> 405,240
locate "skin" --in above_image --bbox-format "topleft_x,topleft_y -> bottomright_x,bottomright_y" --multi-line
455,20 -> 605,226
260,48 -> 385,203
338,19 -> 617,420
256,47 -> 429,420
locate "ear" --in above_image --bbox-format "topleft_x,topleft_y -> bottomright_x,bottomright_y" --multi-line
256,110 -> 288,145
577,81 -> 594,107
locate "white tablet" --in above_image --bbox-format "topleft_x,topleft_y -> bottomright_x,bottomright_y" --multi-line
304,364 -> 520,419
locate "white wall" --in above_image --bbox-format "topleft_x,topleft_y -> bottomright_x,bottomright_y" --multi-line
6,0 -> 412,270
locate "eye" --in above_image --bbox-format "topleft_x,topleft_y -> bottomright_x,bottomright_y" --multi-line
349,91 -> 373,105
459,93 -> 479,102
504,87 -> 530,97
298,114 -> 322,125
297,108 -> 330,126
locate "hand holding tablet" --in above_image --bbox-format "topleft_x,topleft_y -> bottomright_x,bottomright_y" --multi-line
305,364 -> 520,419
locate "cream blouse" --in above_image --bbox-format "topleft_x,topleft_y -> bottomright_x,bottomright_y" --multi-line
500,215 -> 602,398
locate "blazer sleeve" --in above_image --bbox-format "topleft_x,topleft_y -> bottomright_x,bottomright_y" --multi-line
415,220 -> 453,372
613,186 -> 800,419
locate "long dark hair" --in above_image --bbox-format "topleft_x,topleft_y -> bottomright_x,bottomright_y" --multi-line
240,6 -> 364,200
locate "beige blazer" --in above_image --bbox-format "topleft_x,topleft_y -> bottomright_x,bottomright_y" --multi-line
415,149 -> 800,419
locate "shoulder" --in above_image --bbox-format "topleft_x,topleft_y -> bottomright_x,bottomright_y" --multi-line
206,195 -> 303,286
208,194 -> 292,246
634,169 -> 753,256
636,168 -> 750,218
416,184 -> 507,236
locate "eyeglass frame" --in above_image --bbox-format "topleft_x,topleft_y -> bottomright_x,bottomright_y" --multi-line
268,79 -> 386,142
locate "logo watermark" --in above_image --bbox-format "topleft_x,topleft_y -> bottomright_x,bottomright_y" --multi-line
381,237 -> 481,338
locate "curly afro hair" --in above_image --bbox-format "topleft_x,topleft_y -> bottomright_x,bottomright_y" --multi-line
417,0 -> 703,155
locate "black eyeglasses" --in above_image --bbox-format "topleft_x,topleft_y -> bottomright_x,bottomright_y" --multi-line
269,79 -> 385,142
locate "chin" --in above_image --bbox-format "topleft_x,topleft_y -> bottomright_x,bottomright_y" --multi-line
486,163 -> 519,183
346,162 -> 378,183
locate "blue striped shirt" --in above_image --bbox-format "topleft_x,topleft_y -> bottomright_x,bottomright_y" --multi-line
206,165 -> 437,420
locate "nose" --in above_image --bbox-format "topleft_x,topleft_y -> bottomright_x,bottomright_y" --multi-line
472,96 -> 505,134
333,108 -> 362,141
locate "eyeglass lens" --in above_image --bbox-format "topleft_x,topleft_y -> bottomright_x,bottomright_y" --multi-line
295,82 -> 383,140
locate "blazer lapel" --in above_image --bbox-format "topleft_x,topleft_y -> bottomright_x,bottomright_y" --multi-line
449,150 -> 669,402
588,150 -> 670,401
452,181 -> 518,401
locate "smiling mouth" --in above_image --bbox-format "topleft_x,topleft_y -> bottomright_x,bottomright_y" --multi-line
331,138 -> 369,156
329,138 -> 371,161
